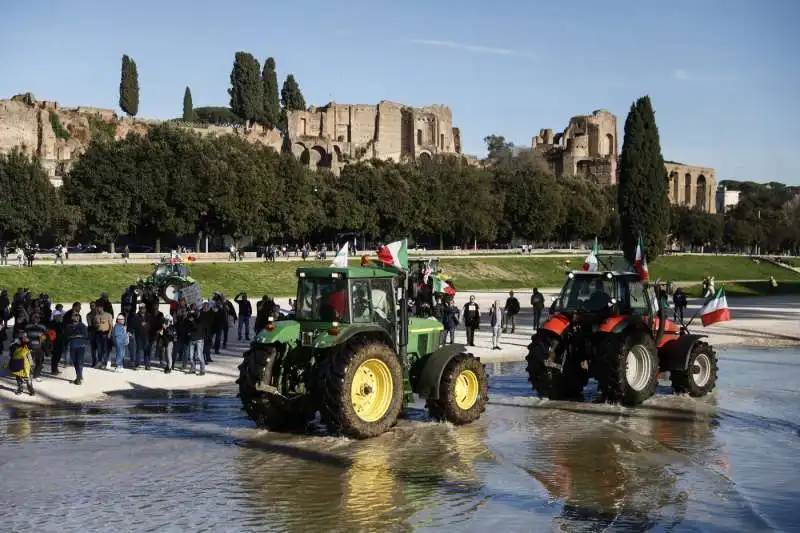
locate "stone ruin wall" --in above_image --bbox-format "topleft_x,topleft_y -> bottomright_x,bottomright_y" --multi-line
534,109 -> 717,212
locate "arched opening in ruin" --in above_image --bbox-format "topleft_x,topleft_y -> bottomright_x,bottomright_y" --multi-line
684,173 -> 692,206
310,146 -> 328,168
333,145 -> 343,163
418,151 -> 432,163
576,160 -> 592,178
696,175 -> 707,211
669,171 -> 679,202
299,149 -> 310,166
292,142 -> 307,158
416,129 -> 423,146
440,133 -> 445,148
605,133 -> 614,155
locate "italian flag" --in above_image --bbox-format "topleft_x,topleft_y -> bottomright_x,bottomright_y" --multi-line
377,239 -> 408,270
700,288 -> 732,326
634,235 -> 649,281
433,275 -> 456,296
583,237 -> 599,272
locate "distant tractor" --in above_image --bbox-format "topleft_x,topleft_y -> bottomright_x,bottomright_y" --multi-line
135,260 -> 198,304
237,261 -> 489,439
526,264 -> 718,405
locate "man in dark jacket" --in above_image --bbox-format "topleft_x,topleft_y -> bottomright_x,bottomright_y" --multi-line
65,312 -> 88,385
502,290 -> 520,334
121,285 -> 137,316
672,287 -> 688,322
96,292 -> 114,316
24,312 -> 48,381
200,301 -> 216,363
462,295 -> 480,347
254,295 -> 274,333
531,288 -> 545,330
442,298 -> 460,345
234,292 -> 253,341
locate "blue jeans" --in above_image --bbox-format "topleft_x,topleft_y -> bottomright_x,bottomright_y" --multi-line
98,335 -> 110,365
443,328 -> 455,344
136,338 -> 152,367
70,345 -> 85,381
189,339 -> 205,373
238,316 -> 251,340
114,339 -> 126,368
128,335 -> 138,367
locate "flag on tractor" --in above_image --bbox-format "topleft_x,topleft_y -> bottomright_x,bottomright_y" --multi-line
700,288 -> 732,326
422,260 -> 433,284
377,239 -> 408,270
330,242 -> 349,268
634,235 -> 649,281
432,275 -> 456,296
583,237 -> 599,272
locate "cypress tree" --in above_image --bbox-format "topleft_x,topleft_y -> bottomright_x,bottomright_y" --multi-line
119,54 -> 139,117
228,52 -> 263,127
182,87 -> 194,122
617,95 -> 670,263
280,74 -> 306,132
261,57 -> 280,130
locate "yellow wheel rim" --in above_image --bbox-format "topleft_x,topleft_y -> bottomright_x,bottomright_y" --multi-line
350,358 -> 394,423
454,369 -> 480,410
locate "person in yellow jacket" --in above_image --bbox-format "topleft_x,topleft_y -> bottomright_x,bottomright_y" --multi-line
9,330 -> 35,395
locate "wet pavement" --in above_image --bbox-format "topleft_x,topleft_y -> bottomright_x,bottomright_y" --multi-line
1,347 -> 798,533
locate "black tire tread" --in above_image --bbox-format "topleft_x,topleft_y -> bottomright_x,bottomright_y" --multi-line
598,330 -> 658,406
671,341 -> 718,397
426,353 -> 489,424
525,333 -> 588,401
321,337 -> 404,439
237,346 -> 305,431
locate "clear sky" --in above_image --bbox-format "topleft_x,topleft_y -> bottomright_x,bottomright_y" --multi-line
1,0 -> 797,184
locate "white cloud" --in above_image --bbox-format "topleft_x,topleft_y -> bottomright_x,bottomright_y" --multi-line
673,69 -> 689,81
411,39 -> 533,58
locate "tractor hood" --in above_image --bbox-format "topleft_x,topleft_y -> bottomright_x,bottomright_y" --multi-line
408,316 -> 444,335
253,319 -> 301,347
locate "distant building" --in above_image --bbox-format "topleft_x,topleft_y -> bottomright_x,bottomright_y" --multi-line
716,186 -> 741,213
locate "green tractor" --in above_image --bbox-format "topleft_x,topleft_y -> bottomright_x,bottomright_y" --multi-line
236,261 -> 489,439
135,260 -> 199,303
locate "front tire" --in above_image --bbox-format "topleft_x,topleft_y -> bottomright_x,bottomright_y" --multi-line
237,346 -> 305,431
525,333 -> 588,401
598,331 -> 658,406
322,339 -> 404,439
671,341 -> 718,397
162,283 -> 180,303
426,354 -> 489,424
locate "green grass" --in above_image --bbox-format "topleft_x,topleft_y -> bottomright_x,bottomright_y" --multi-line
776,257 -> 800,268
1,255 -> 798,302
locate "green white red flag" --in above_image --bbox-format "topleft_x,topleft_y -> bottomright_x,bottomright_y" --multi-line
700,288 -> 732,326
432,275 -> 456,296
583,237 -> 599,272
634,235 -> 649,281
377,239 -> 408,270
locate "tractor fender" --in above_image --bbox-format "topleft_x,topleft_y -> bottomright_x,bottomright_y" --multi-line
598,316 -> 650,335
541,314 -> 571,336
658,334 -> 708,372
412,343 -> 470,400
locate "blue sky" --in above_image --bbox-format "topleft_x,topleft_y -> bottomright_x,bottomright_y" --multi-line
1,0 -> 797,184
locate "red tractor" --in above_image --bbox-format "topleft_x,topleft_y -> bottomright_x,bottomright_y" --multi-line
526,267 -> 718,406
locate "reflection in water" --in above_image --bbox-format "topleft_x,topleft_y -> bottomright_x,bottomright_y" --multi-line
235,422 -> 492,533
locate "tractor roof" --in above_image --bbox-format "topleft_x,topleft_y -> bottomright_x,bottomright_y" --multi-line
296,264 -> 399,279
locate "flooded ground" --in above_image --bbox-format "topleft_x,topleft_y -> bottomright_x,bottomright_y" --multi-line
1,347 -> 798,533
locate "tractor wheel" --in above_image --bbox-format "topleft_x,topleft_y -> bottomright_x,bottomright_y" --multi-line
525,333 -> 588,401
321,339 -> 404,439
161,282 -> 181,303
671,341 -> 718,397
426,353 -> 489,425
598,331 -> 659,406
237,346 -> 305,431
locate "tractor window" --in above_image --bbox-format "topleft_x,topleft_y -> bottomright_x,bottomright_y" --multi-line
626,280 -> 649,315
556,276 -> 614,312
155,265 -> 169,276
351,280 -> 372,323
296,277 -> 350,322
370,278 -> 396,338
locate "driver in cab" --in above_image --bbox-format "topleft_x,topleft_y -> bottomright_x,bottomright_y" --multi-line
585,279 -> 612,310
326,282 -> 347,320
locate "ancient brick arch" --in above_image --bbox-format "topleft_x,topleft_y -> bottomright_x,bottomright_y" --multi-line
309,145 -> 328,168
669,171 -> 680,203
684,173 -> 692,206
292,142 -> 308,159
696,175 -> 707,211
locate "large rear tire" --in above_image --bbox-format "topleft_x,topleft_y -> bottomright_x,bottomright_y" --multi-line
321,338 -> 404,439
161,282 -> 181,303
597,331 -> 659,406
426,353 -> 489,424
237,346 -> 306,431
671,341 -> 718,397
525,333 -> 588,401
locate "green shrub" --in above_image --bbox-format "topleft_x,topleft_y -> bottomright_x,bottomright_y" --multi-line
49,110 -> 71,140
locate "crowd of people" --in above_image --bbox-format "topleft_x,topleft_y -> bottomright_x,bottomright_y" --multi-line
0,286 -> 288,396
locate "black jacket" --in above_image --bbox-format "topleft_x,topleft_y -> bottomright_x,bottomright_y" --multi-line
505,297 -> 520,315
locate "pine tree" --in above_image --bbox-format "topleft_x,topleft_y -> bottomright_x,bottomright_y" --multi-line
119,54 -> 139,117
228,52 -> 263,127
182,87 -> 194,122
261,57 -> 280,130
617,95 -> 670,263
280,74 -> 306,132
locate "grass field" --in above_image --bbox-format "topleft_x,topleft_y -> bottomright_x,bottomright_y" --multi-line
0,255 -> 798,302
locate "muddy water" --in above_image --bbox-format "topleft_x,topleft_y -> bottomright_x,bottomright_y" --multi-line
1,348 -> 798,533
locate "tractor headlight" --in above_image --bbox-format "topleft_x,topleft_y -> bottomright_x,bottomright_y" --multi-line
331,321 -> 340,328
610,298 -> 617,305
568,272 -> 574,279
606,272 -> 612,279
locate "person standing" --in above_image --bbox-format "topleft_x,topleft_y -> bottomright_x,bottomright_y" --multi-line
156,314 -> 176,374
23,312 -> 48,381
462,295 -> 480,347
186,308 -> 206,375
490,300 -> 503,350
672,287 -> 687,322
442,298 -> 460,345
65,312 -> 88,385
9,331 -> 35,395
86,301 -> 98,367
93,304 -> 113,368
109,314 -> 128,372
502,290 -> 520,334
234,292 -> 253,341
531,288 -> 545,331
